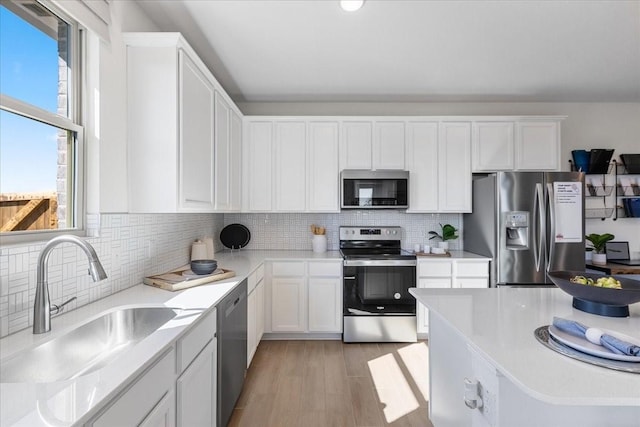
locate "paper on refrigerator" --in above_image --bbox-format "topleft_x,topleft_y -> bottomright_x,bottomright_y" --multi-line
553,182 -> 583,243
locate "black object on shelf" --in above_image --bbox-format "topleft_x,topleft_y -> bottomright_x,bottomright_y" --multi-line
620,154 -> 640,174
588,149 -> 615,174
220,223 -> 251,249
571,149 -> 590,172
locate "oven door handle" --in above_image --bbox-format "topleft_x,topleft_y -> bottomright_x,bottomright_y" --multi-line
343,276 -> 357,280
343,260 -> 417,267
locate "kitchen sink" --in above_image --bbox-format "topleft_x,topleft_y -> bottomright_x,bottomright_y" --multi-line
0,306 -> 182,383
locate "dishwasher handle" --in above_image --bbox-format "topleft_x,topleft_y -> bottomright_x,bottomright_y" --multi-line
225,290 -> 246,318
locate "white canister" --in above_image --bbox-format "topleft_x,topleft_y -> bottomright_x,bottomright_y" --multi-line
422,245 -> 431,254
312,235 -> 328,253
203,237 -> 215,259
413,244 -> 421,253
191,240 -> 208,261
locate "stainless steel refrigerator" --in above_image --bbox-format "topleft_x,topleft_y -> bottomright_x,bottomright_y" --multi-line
463,172 -> 585,287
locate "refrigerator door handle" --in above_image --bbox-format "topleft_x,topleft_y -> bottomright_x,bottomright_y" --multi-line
546,183 -> 556,273
534,183 -> 545,272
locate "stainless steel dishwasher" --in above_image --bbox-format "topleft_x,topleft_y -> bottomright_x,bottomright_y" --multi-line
217,279 -> 247,427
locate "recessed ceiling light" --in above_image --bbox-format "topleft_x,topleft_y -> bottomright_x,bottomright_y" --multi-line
340,0 -> 365,12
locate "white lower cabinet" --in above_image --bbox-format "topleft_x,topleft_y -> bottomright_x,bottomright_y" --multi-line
271,276 -> 306,332
247,265 -> 265,367
90,348 -> 176,427
176,339 -> 216,427
88,308 -> 218,427
266,260 -> 342,334
417,258 -> 489,335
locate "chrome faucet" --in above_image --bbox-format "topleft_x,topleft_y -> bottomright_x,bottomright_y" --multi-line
33,235 -> 107,334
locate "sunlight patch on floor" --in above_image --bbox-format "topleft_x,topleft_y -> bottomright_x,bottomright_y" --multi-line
397,342 -> 430,402
368,352 -> 420,423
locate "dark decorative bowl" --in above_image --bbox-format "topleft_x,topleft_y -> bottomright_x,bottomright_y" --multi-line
190,259 -> 217,275
548,271 -> 640,317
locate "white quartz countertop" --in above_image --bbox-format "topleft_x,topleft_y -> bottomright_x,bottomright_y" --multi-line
0,250 -> 341,426
416,250 -> 490,260
410,287 -> 640,406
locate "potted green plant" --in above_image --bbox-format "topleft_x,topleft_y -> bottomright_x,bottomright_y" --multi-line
429,223 -> 459,250
585,233 -> 615,265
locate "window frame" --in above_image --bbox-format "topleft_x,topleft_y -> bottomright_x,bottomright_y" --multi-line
0,0 -> 86,245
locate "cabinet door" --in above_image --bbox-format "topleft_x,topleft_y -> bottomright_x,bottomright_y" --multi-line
214,92 -> 230,211
515,121 -> 560,171
256,279 -> 265,342
91,349 -> 176,427
179,51 -> 215,211
406,122 -> 439,212
472,122 -> 514,172
229,110 -> 242,211
340,121 -> 373,170
139,390 -> 175,427
177,339 -> 215,427
245,121 -> 273,211
416,278 -> 451,334
308,121 -> 339,212
274,121 -> 306,211
373,121 -> 405,170
308,277 -> 342,332
271,277 -> 306,332
247,289 -> 257,367
438,122 -> 472,212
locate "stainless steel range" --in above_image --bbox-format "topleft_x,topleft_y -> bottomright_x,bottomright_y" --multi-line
340,226 -> 417,343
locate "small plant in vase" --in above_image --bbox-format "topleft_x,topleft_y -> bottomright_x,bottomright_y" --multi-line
585,233 -> 614,265
428,223 -> 458,251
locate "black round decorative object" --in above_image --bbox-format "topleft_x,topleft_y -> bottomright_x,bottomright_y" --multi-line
548,271 -> 640,317
220,224 -> 251,249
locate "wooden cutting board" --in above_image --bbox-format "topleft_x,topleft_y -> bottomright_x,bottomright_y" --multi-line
143,265 -> 236,291
416,252 -> 451,257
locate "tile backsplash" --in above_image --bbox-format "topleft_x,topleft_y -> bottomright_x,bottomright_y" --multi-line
224,212 -> 463,252
0,210 -> 461,337
0,213 -> 224,337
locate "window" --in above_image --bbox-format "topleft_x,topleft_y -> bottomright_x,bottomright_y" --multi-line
0,0 -> 84,238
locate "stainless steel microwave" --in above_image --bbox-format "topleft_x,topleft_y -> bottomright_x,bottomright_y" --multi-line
340,170 -> 409,209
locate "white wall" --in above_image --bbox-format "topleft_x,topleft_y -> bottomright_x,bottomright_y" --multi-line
238,102 -> 640,255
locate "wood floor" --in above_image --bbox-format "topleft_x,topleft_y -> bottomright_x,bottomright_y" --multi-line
228,340 -> 434,427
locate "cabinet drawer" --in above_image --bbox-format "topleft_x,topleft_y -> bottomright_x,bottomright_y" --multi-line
419,278 -> 452,289
308,261 -> 342,277
272,261 -> 305,277
91,348 -> 175,427
418,260 -> 452,277
177,308 -> 216,373
455,261 -> 489,277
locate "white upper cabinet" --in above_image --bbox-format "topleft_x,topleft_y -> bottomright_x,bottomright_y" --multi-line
178,52 -> 215,211
308,121 -> 339,212
244,121 -> 273,211
124,33 -> 243,213
229,110 -> 243,211
472,122 -> 515,171
214,92 -> 231,210
243,118 -> 340,213
406,122 -> 439,212
340,120 -> 406,171
515,121 -> 561,171
472,119 -> 562,172
438,122 -> 472,212
274,121 -> 307,211
340,121 -> 373,170
373,122 -> 406,170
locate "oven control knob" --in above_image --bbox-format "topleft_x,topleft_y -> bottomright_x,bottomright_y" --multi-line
385,230 -> 390,235
392,230 -> 397,235
394,292 -> 401,300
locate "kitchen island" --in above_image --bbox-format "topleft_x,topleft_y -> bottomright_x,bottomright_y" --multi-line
410,287 -> 640,427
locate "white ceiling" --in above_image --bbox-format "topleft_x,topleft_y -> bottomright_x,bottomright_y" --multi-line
136,0 -> 640,103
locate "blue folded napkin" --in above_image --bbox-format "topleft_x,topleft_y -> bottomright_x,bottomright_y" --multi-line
552,317 -> 640,357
